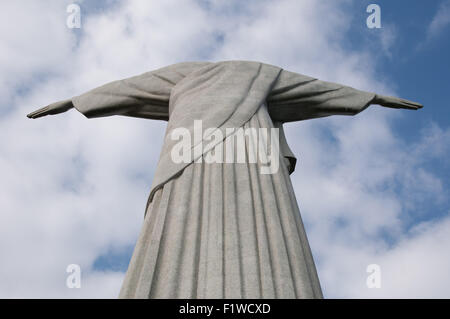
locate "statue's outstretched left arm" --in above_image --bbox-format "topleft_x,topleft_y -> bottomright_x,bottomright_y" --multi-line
267,69 -> 422,122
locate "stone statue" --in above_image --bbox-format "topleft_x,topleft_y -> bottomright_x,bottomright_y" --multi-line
27,61 -> 422,298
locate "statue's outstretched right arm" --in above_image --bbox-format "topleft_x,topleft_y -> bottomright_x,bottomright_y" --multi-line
27,62 -> 210,121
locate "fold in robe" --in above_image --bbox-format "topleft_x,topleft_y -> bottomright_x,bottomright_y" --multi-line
54,60 -> 376,298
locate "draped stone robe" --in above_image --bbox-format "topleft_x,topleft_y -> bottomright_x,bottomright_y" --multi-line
66,61 -> 376,298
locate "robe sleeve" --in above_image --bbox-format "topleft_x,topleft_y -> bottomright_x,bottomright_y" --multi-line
267,69 -> 377,122
71,62 -> 210,121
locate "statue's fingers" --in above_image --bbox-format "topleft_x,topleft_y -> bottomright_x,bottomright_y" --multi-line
403,99 -> 423,109
394,99 -> 422,110
375,95 -> 423,110
27,106 -> 50,119
26,109 -> 43,119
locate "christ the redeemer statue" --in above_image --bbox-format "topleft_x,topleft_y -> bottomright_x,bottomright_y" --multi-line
28,61 -> 422,299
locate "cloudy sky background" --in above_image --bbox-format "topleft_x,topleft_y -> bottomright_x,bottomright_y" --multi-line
0,0 -> 449,298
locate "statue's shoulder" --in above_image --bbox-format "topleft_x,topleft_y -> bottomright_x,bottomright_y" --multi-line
151,60 -> 283,81
215,60 -> 281,70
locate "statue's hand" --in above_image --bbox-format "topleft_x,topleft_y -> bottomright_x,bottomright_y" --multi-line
27,99 -> 74,119
373,94 -> 423,110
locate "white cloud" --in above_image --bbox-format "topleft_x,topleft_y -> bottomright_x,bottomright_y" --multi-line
418,0 -> 450,49
319,215 -> 450,298
378,24 -> 397,57
0,0 -> 448,298
428,0 -> 450,39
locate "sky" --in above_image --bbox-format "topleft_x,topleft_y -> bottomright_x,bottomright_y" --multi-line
0,0 -> 449,298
